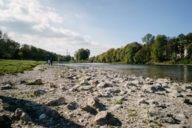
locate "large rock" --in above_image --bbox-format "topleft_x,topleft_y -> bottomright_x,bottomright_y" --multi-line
87,97 -> 105,111
97,82 -> 113,88
145,77 -> 154,85
168,90 -> 183,98
49,82 -> 57,88
124,80 -> 143,87
79,85 -> 93,91
160,114 -> 181,124
0,115 -> 11,128
27,79 -> 43,85
98,87 -> 121,97
150,83 -> 166,93
1,84 -> 14,90
67,101 -> 79,110
46,97 -> 66,106
185,85 -> 192,91
82,105 -> 98,115
184,98 -> 192,105
69,85 -> 80,92
81,97 -> 105,115
94,111 -> 122,126
137,99 -> 150,105
34,89 -> 46,96
80,79 -> 90,86
156,78 -> 171,84
14,108 -> 31,124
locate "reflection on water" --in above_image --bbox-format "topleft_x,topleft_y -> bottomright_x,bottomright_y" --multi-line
62,63 -> 192,83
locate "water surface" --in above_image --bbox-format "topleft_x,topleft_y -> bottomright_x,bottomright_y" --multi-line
62,63 -> 192,83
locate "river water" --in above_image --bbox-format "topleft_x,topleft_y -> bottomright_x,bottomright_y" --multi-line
62,63 -> 192,83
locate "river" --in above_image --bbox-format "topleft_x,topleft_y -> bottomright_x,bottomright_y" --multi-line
61,63 -> 192,83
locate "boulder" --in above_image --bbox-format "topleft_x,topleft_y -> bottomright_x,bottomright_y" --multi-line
145,77 -> 154,84
0,115 -> 11,128
160,114 -> 181,124
99,87 -> 121,97
91,80 -> 99,85
150,83 -> 166,93
87,97 -> 105,111
81,97 -> 105,115
1,84 -> 14,90
81,105 -> 98,115
79,85 -> 93,91
184,98 -> 192,105
185,85 -> 192,91
69,85 -> 80,92
34,89 -> 46,96
46,97 -> 66,106
97,82 -> 113,88
80,79 -> 90,86
49,82 -> 57,88
137,99 -> 150,105
168,90 -> 183,98
27,79 -> 43,85
2,81 -> 13,86
94,111 -> 122,126
67,101 -> 79,110
14,108 -> 31,123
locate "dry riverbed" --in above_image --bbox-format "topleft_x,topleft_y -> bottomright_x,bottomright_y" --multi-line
0,64 -> 192,128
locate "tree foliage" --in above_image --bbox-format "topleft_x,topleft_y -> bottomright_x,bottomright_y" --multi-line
151,35 -> 168,62
142,33 -> 155,45
75,48 -> 90,61
0,30 -> 67,61
93,33 -> 192,64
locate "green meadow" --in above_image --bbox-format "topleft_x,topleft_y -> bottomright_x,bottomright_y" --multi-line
0,60 -> 43,74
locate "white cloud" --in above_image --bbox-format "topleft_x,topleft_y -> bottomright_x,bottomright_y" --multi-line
8,32 -> 110,56
0,0 -> 111,56
0,0 -> 4,7
0,0 -> 63,31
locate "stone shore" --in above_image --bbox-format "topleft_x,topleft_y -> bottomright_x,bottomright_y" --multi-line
0,64 -> 192,128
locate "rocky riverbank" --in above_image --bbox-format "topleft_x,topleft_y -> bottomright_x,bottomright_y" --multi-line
0,64 -> 192,128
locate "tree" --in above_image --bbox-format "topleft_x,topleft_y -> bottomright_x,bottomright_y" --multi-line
75,48 -> 90,61
166,38 -> 178,61
151,35 -> 168,62
0,30 -> 2,39
123,42 -> 142,63
134,45 -> 150,64
142,33 -> 155,45
187,43 -> 192,59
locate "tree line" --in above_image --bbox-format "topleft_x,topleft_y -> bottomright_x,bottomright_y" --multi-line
1,29 -> 192,64
90,33 -> 192,64
0,30 -> 70,61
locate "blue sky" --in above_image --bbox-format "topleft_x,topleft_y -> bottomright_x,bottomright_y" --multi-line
0,0 -> 192,56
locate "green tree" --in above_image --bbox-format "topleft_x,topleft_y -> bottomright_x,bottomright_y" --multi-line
142,33 -> 155,45
75,48 -> 90,61
123,42 -> 142,63
187,43 -> 192,59
151,35 -> 168,62
134,45 -> 150,64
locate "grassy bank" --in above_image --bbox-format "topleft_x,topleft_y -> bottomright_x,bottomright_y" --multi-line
0,60 -> 44,75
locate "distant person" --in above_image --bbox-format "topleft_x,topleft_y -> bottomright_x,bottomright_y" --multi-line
48,59 -> 51,65
50,58 -> 53,65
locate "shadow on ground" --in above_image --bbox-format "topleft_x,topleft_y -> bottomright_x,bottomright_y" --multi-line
0,95 -> 82,128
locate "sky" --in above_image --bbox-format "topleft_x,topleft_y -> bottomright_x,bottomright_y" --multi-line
0,0 -> 192,56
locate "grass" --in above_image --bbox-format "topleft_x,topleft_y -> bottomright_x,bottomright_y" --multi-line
0,59 -> 44,75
